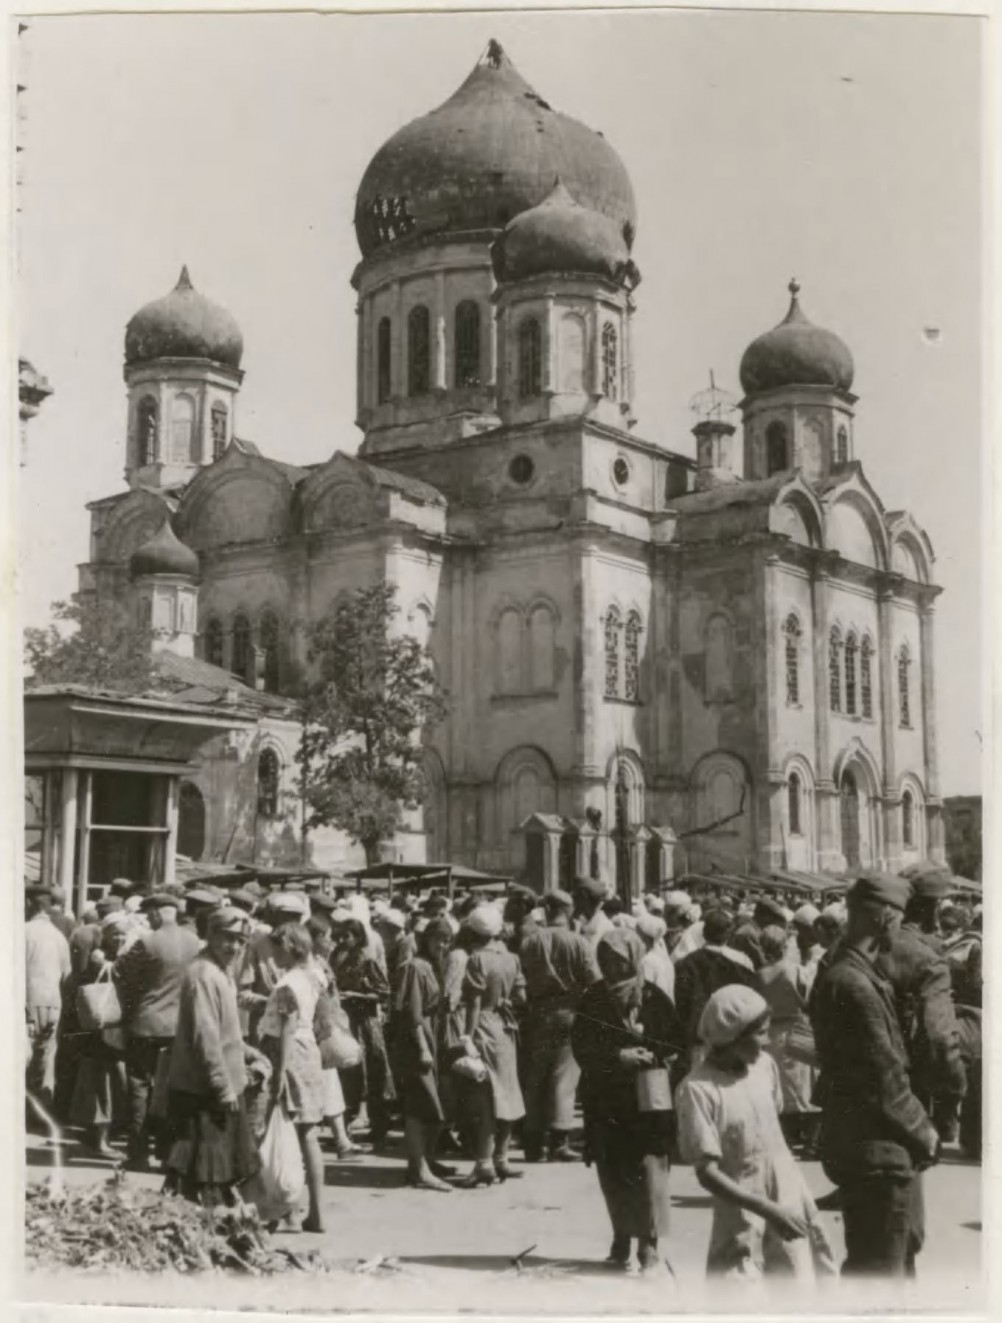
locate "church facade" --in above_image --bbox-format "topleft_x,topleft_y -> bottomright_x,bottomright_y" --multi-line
78,41 -> 945,891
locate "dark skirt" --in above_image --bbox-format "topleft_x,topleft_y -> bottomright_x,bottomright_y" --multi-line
165,1089 -> 259,1198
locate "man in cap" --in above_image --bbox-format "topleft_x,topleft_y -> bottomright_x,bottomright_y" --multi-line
519,889 -> 601,1163
810,873 -> 939,1277
25,885 -> 72,1112
115,891 -> 202,1170
898,864 -> 952,953
502,882 -> 541,954
790,904 -> 823,987
671,907 -> 761,1087
183,885 -> 225,939
729,895 -> 788,972
874,870 -> 966,1147
573,876 -> 615,949
236,891 -> 305,1042
660,891 -> 691,958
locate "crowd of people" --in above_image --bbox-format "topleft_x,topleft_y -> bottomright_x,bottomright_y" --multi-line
24,861 -> 982,1283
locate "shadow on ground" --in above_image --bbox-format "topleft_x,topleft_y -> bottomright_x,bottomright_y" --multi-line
400,1252 -> 620,1278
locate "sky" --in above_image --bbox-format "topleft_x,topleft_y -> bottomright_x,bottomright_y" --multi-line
16,7 -> 984,794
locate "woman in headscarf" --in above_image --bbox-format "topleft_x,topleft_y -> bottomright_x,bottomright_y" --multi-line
675,984 -> 832,1282
333,917 -> 397,1145
70,912 -> 131,1157
570,928 -> 682,1274
756,926 -> 818,1158
164,907 -> 258,1208
458,904 -> 526,1186
393,916 -> 454,1191
635,910 -> 675,1001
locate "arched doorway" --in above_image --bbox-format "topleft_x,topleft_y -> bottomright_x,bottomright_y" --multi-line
177,781 -> 206,861
840,770 -> 861,869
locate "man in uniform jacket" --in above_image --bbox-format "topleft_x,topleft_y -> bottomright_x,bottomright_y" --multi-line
811,873 -> 939,1277
519,889 -> 601,1162
874,868 -> 966,1143
116,892 -> 201,1169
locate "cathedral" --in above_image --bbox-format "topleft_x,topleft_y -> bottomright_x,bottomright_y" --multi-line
78,40 -> 945,892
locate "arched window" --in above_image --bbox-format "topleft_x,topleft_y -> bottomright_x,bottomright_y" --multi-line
260,609 -> 280,693
788,772 -> 802,835
624,611 -> 642,702
138,396 -> 158,466
407,304 -> 431,396
455,301 -> 481,388
211,403 -> 228,459
898,644 -> 912,727
171,393 -> 196,464
204,616 -> 224,667
766,421 -> 789,476
704,614 -> 732,701
231,612 -> 251,682
377,316 -> 392,404
860,636 -> 874,719
845,632 -> 859,716
528,604 -> 555,692
902,788 -> 915,848
559,315 -> 585,393
836,425 -> 849,465
601,322 -> 619,401
518,318 -> 542,399
783,614 -> 801,705
497,608 -> 522,695
829,627 -> 842,713
257,747 -> 280,818
604,607 -> 622,698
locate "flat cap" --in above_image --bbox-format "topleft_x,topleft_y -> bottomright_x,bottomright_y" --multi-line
848,872 -> 910,912
96,896 -> 123,916
309,892 -> 338,912
544,888 -> 574,910
574,875 -> 607,900
902,865 -> 953,900
754,896 -> 788,926
228,887 -> 259,910
185,886 -> 225,908
25,885 -> 53,901
140,892 -> 180,911
109,877 -> 136,896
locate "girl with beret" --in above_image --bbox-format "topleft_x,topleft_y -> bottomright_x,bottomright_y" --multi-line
676,984 -> 832,1281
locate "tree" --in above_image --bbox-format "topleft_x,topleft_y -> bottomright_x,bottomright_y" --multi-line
298,583 -> 448,865
24,596 -> 157,693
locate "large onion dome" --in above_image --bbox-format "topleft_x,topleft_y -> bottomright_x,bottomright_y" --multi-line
354,39 -> 636,259
124,267 -> 243,369
492,179 -> 638,285
739,281 -> 854,396
130,521 -> 200,579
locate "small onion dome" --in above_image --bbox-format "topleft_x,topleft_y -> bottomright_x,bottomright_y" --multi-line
492,179 -> 638,286
124,267 -> 243,369
130,521 -> 200,580
354,39 -> 636,259
739,280 -> 854,396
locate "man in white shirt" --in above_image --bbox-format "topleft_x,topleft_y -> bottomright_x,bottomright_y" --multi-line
25,885 -> 71,1109
573,876 -> 615,948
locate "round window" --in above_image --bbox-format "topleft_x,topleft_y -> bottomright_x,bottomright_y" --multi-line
508,454 -> 535,485
612,456 -> 630,487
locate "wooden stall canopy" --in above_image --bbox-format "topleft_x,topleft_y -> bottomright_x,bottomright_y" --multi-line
341,861 -> 512,901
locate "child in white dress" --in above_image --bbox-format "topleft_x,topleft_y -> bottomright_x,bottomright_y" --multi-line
676,984 -> 835,1282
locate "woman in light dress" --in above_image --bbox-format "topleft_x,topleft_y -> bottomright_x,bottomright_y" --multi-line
259,923 -> 327,1233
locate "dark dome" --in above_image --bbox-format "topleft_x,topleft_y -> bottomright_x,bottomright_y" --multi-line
125,267 -> 243,369
493,179 -> 636,285
354,40 -> 636,259
130,521 -> 200,580
740,281 -> 854,395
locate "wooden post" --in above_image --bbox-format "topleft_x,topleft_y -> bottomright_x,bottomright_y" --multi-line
76,771 -> 93,913
59,767 -> 79,910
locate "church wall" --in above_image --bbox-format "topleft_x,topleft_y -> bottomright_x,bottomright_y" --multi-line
888,597 -> 926,783
769,564 -> 817,768
823,579 -> 882,778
